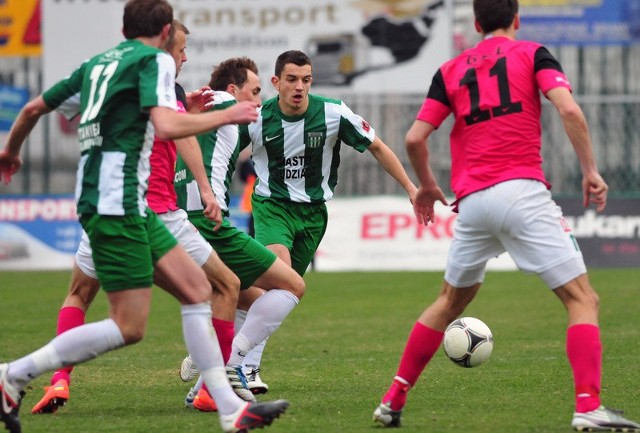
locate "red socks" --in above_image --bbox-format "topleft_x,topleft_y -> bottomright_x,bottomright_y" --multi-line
51,306 -> 86,385
567,324 -> 602,413
382,322 -> 602,414
382,322 -> 444,410
212,318 -> 235,365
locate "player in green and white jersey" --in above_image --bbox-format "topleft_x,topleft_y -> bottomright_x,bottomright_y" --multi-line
0,1 -> 288,432
174,57 -> 304,409
222,50 -> 424,389
239,50 -> 422,276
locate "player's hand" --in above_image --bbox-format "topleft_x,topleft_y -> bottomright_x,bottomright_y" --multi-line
227,101 -> 259,125
0,149 -> 23,185
582,172 -> 608,212
186,86 -> 215,113
200,189 -> 223,231
413,185 -> 448,226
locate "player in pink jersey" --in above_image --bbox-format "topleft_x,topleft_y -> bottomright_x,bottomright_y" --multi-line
373,1 -> 640,431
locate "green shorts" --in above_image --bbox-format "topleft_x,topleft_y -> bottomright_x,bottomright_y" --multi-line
251,194 -> 328,276
190,215 -> 277,290
80,211 -> 177,292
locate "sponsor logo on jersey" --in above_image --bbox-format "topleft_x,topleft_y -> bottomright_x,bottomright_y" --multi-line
306,131 -> 324,148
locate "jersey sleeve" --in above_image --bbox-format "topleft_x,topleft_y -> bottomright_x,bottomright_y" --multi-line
238,123 -> 251,152
534,47 -> 572,94
416,69 -> 451,128
337,101 -> 375,153
139,51 -> 177,111
42,63 -> 85,112
54,92 -> 81,120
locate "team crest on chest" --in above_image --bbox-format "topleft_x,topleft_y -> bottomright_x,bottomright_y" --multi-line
306,131 -> 324,148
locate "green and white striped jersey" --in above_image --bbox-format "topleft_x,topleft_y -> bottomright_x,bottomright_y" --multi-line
174,91 -> 239,215
43,39 -> 177,216
238,93 -> 375,203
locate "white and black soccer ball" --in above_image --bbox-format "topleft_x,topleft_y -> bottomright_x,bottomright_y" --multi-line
443,317 -> 493,368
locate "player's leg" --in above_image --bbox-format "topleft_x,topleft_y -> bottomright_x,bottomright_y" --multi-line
32,231 -> 102,414
495,180 -> 639,430
374,187 -> 501,427
158,210 -> 240,384
1,213 -> 156,432
31,264 -> 100,414
153,242 -> 289,429
373,280 -> 481,427
237,288 -> 269,394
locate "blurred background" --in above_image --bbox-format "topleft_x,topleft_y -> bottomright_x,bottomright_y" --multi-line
1,0 -> 639,199
1,0 -> 638,271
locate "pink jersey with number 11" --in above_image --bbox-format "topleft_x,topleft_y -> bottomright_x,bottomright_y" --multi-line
416,36 -> 572,203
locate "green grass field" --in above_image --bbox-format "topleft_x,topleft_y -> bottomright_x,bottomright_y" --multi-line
1,269 -> 639,433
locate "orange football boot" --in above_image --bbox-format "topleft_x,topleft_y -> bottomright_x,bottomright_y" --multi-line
31,379 -> 69,414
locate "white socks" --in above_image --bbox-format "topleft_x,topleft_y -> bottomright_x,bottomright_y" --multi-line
8,319 -> 124,389
181,303 -> 241,414
235,309 -> 268,372
228,289 -> 298,367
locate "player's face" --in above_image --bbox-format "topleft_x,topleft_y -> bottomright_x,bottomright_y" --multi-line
272,63 -> 312,116
169,30 -> 187,78
234,69 -> 262,106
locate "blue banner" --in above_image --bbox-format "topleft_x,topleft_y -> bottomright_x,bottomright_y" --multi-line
0,195 -> 81,269
519,0 -> 640,45
0,84 -> 29,131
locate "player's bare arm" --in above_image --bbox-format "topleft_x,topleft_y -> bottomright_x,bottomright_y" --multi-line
367,136 -> 418,197
0,95 -> 52,184
405,119 -> 448,225
150,100 -> 259,140
546,87 -> 608,212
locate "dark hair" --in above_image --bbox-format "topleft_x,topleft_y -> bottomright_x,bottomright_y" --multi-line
274,50 -> 312,77
209,57 -> 259,91
473,0 -> 518,34
123,0 -> 173,40
166,19 -> 189,52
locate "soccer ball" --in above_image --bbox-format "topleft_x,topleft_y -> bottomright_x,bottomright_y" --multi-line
443,317 -> 493,368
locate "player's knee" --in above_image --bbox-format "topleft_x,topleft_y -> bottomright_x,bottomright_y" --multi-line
286,273 -> 305,299
118,325 -> 146,345
226,273 -> 241,293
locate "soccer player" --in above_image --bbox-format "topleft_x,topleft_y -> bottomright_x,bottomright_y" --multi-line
0,1 -> 288,432
173,57 -> 305,411
28,20 -> 245,415
372,1 -> 640,431
241,49 -> 420,274
225,50 -> 424,380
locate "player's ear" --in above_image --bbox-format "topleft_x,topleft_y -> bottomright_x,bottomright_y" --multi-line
271,76 -> 279,91
474,19 -> 482,34
513,14 -> 520,30
227,84 -> 237,97
161,23 -> 171,40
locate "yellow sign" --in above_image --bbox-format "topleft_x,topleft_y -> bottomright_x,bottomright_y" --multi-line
0,0 -> 41,56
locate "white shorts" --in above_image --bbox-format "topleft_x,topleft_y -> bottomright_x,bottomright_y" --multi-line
75,209 -> 213,279
445,179 -> 586,289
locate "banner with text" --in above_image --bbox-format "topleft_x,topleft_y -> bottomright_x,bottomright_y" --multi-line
314,196 -> 640,271
43,0 -> 452,95
2,195 -> 636,271
0,195 -> 81,270
519,0 -> 640,45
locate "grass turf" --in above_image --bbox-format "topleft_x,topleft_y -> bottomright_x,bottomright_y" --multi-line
1,269 -> 639,432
